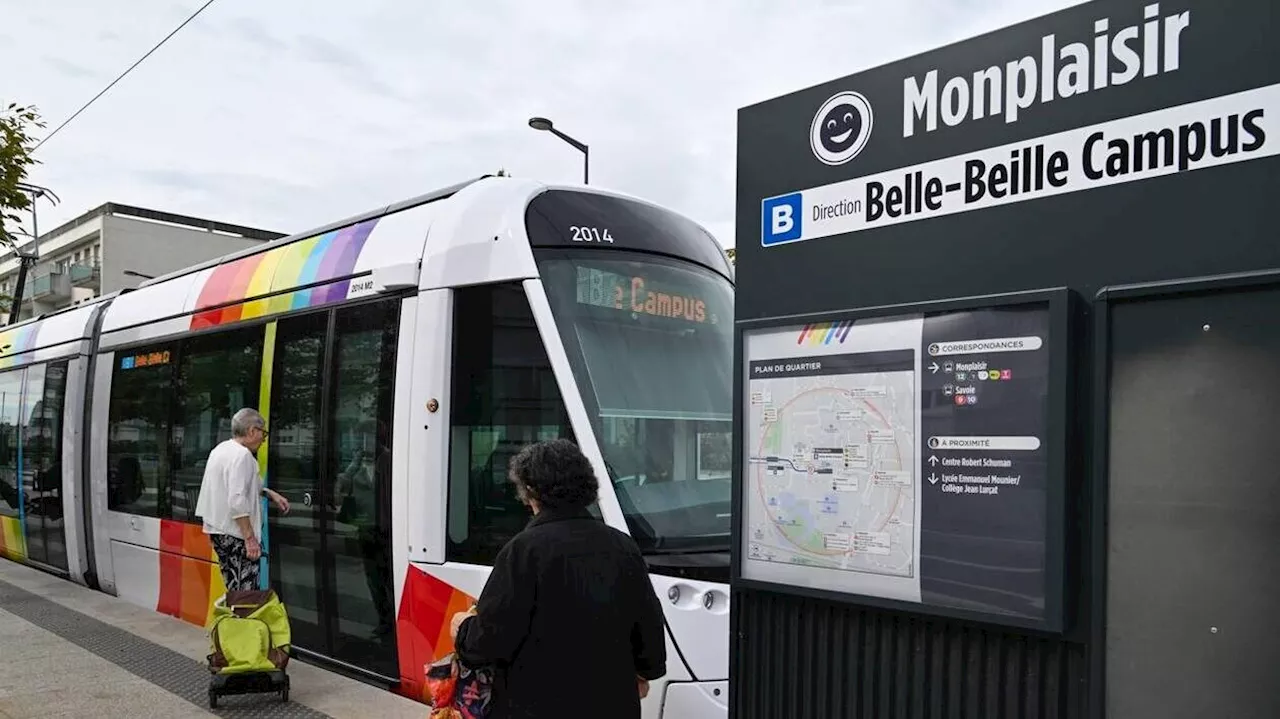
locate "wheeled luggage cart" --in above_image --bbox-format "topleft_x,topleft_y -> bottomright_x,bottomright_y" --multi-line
206,589 -> 293,708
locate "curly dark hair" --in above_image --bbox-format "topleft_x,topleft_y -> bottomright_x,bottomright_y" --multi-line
508,438 -> 599,511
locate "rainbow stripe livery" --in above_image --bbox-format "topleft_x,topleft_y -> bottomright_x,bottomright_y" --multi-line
155,519 -> 226,626
0,516 -> 25,560
397,566 -> 477,702
796,320 -> 854,345
0,324 -> 41,369
191,218 -> 380,329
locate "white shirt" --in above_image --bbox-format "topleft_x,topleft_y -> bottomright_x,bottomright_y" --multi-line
194,439 -> 262,540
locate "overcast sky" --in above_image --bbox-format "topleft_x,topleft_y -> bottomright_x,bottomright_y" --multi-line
3,0 -> 1080,249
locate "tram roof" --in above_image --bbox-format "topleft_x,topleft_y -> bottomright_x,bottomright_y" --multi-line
0,297 -> 109,368
133,175 -> 487,290
0,175 -> 730,364
96,175 -> 504,340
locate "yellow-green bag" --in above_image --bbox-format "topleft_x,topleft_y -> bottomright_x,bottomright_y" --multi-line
207,590 -> 292,675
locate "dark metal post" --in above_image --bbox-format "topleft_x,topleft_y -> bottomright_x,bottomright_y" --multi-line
528,117 -> 589,184
8,183 -> 59,325
7,194 -> 37,324
7,254 -> 34,324
549,127 -> 589,184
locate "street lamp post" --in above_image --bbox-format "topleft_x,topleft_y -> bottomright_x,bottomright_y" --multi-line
528,117 -> 589,184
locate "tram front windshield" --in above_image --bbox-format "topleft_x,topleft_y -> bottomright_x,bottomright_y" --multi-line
537,251 -> 733,557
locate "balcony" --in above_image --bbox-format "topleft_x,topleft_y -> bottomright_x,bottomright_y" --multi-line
30,270 -> 71,300
69,263 -> 100,288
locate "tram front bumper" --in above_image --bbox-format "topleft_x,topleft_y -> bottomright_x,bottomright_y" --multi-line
662,680 -> 728,718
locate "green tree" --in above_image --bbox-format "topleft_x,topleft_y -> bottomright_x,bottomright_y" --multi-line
0,104 -> 45,249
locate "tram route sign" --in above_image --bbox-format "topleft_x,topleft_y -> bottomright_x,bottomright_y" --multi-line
736,289 -> 1070,631
735,0 -> 1280,315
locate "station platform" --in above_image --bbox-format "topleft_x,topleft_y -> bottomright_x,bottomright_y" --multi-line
0,560 -> 425,718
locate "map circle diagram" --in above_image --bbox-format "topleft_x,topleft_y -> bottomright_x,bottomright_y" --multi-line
747,367 -> 917,579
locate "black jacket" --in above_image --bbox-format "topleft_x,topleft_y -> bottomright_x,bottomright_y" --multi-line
455,507 -> 667,719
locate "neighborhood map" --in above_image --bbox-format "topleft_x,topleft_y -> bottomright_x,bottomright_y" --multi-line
746,361 -> 917,578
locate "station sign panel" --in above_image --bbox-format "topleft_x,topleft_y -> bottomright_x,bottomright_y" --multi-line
736,290 -> 1069,631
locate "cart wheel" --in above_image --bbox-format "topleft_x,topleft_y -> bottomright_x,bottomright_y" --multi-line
208,690 -> 218,709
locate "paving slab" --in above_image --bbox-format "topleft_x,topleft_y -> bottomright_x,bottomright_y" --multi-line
0,560 -> 425,719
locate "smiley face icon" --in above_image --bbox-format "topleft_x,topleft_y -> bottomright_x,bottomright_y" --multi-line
819,103 -> 861,154
810,91 -> 874,166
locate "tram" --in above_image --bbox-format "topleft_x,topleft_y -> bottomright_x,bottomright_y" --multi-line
0,175 -> 733,717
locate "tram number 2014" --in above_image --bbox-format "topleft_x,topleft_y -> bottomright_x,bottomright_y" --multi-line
570,226 -> 614,243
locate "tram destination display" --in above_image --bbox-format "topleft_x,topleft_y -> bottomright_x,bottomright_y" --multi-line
738,295 -> 1065,630
573,265 -> 716,324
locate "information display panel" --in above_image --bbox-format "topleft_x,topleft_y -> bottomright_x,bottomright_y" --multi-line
734,289 -> 1070,631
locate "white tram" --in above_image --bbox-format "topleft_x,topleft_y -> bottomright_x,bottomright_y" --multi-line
0,176 -> 733,717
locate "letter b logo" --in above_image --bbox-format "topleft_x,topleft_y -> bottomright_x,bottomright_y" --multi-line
772,204 -> 793,234
761,193 -> 803,246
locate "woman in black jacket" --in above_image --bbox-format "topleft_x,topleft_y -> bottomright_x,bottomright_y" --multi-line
450,438 -> 667,719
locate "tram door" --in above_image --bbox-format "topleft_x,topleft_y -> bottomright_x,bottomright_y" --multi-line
266,298 -> 400,680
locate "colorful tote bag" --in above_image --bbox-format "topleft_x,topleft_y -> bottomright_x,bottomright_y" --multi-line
426,653 -> 494,719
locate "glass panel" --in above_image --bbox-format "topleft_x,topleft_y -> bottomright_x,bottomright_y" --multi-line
33,362 -> 68,570
107,347 -> 174,517
171,328 -> 263,522
537,252 -> 734,555
328,301 -> 399,676
20,364 -> 47,565
0,371 -> 24,538
446,283 -> 574,565
267,312 -> 328,656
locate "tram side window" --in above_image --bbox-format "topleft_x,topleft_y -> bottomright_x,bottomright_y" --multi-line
0,369 -> 23,519
26,363 -> 68,503
446,282 -> 574,565
21,362 -> 69,568
107,346 -> 175,517
171,328 -> 263,522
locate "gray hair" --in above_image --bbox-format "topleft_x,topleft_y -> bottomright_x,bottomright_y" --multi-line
230,408 -> 266,437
